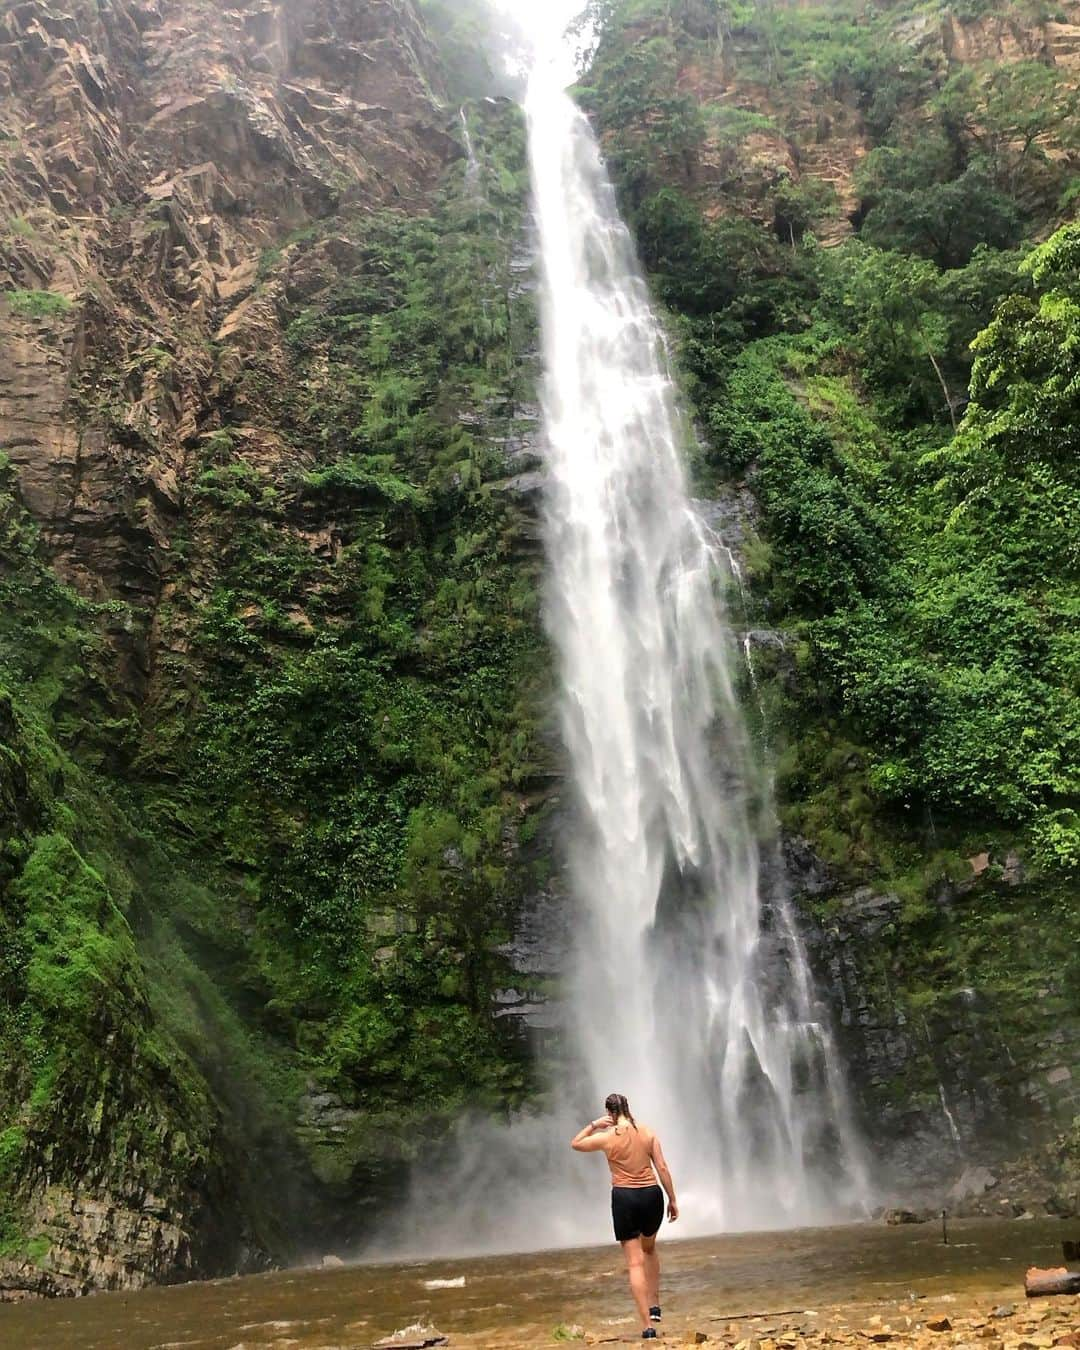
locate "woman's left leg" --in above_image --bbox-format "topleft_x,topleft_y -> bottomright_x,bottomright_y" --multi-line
620,1237 -> 652,1330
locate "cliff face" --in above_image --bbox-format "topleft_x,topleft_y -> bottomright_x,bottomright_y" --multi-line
0,0 -> 455,616
589,0 -> 1080,244
1,0 -> 548,1299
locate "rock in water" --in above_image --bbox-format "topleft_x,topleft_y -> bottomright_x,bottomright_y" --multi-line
1025,1266 -> 1080,1297
373,1330 -> 449,1349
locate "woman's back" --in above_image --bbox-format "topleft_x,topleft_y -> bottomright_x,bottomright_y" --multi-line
602,1123 -> 656,1187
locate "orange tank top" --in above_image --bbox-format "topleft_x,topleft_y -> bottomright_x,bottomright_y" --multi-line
602,1124 -> 657,1188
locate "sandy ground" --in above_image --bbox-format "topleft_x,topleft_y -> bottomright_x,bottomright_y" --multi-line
432,1285 -> 1080,1348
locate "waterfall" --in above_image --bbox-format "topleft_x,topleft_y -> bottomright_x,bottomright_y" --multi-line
459,105 -> 481,193
379,50 -> 869,1261
525,59 -> 870,1232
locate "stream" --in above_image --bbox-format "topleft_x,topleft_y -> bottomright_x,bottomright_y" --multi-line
0,1218 -> 1068,1348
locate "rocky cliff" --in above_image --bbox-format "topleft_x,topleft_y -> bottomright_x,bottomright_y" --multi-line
0,0 -> 550,1299
587,0 -> 1080,245
0,0 -> 456,615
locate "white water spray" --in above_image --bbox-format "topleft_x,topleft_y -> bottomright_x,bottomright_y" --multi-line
526,58 -> 869,1233
379,47 -> 869,1260
459,105 -> 481,193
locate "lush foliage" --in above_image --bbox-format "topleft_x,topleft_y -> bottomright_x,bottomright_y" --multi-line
0,458 -> 263,1263
0,97 -> 546,1262
579,0 -> 1079,880
148,98 -> 545,1168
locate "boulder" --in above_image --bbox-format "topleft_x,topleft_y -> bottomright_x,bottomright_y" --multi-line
948,1166 -> 998,1203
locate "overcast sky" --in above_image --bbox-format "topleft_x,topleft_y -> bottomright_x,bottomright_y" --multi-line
493,0 -> 588,84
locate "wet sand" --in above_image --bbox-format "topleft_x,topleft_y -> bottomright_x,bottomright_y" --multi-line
1,1218 -> 1078,1348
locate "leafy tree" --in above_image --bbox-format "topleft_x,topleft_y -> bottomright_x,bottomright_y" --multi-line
924,224 -> 1080,582
938,61 -> 1080,195
819,245 -> 961,426
858,137 -> 1022,268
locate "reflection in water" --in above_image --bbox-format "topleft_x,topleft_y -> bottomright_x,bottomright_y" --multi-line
0,1219 -> 1064,1349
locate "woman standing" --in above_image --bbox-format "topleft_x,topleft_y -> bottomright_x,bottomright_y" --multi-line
571,1093 -> 679,1340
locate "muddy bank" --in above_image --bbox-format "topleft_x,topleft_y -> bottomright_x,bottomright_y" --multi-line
1,1219 -> 1078,1349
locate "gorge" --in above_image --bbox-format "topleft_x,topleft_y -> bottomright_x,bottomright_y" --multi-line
0,0 -> 1079,1304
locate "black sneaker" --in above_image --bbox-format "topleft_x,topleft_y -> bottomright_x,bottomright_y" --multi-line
642,1331 -> 657,1341
649,1305 -> 662,1322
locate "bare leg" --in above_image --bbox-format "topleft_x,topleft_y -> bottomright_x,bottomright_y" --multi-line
641,1233 -> 660,1310
620,1237 -> 651,1330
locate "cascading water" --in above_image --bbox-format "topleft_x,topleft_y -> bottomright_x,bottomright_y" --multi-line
379,42 -> 869,1260
526,57 -> 869,1233
459,105 -> 481,193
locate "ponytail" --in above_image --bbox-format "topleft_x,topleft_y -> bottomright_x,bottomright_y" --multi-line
605,1092 -> 635,1126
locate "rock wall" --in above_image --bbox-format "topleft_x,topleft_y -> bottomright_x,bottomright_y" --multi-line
0,0 -> 457,619
628,0 -> 1080,244
0,0 -> 551,1300
789,845 -> 1080,1210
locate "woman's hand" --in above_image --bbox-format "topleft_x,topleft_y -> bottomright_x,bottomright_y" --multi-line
588,1115 -> 613,1132
667,1199 -> 679,1222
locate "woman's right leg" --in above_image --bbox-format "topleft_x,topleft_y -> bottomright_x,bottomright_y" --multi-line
620,1237 -> 652,1330
641,1233 -> 660,1311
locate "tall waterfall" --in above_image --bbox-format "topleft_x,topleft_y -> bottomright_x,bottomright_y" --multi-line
524,61 -> 869,1232
379,50 -> 869,1261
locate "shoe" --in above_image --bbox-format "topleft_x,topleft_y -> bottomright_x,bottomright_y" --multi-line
649,1306 -> 662,1322
642,1331 -> 657,1341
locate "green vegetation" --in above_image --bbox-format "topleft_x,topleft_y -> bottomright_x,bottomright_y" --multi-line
578,0 -> 1080,1132
0,451 -> 299,1267
579,0 -> 1079,877
0,96 -> 545,1268
152,101 -> 544,1126
5,289 -> 72,318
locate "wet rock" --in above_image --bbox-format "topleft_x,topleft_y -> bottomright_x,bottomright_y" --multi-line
489,469 -> 546,501
693,486 -> 762,572
783,835 -> 835,898
949,1166 -> 999,1203
884,1208 -> 924,1224
373,1332 -> 448,1349
1002,850 -> 1026,885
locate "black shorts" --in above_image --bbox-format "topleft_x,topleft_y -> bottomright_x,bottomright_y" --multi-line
611,1184 -> 664,1243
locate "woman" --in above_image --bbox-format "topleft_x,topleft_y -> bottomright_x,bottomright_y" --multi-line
571,1093 -> 679,1341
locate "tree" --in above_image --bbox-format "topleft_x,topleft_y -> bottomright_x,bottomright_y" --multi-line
822,244 -> 962,427
937,62 -> 1080,196
858,135 -> 1022,268
922,225 -> 1080,581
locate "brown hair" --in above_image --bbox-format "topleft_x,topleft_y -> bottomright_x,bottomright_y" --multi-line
605,1092 -> 635,1126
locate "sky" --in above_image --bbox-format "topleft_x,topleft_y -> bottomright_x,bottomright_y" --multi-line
492,0 -> 589,84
